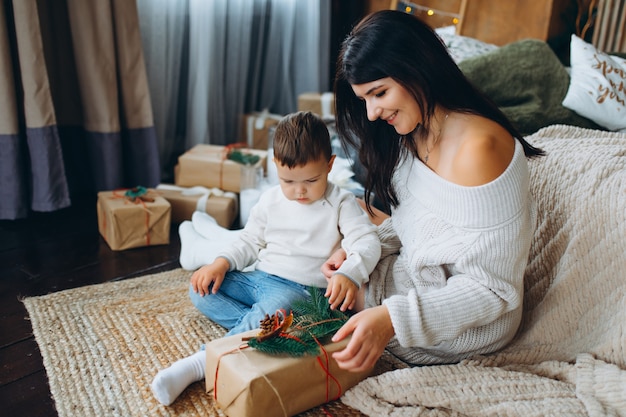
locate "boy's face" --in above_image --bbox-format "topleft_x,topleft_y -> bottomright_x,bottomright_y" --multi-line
274,155 -> 335,204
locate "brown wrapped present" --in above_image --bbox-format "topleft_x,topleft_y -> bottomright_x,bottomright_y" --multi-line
297,92 -> 335,119
155,184 -> 238,227
97,188 -> 171,251
175,144 -> 267,193
240,110 -> 282,150
205,330 -> 372,417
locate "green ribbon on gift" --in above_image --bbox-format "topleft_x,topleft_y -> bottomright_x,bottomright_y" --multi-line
125,186 -> 148,199
124,186 -> 155,203
228,150 -> 260,165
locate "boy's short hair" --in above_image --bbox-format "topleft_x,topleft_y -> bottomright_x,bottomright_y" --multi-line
273,111 -> 332,168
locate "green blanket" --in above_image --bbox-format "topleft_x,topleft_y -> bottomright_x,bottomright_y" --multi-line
459,39 -> 601,135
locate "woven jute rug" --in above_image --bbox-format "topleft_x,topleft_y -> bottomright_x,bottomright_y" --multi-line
23,268 -> 404,417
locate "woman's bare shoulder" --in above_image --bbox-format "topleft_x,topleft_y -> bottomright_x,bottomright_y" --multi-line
446,114 -> 515,186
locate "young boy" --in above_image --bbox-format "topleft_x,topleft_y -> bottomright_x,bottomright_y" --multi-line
151,111 -> 381,406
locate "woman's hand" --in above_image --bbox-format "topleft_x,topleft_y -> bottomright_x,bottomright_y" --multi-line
321,248 -> 347,278
331,305 -> 395,372
190,258 -> 230,296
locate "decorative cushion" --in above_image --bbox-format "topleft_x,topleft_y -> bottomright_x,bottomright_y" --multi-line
458,39 -> 601,134
562,35 -> 626,131
435,26 -> 499,63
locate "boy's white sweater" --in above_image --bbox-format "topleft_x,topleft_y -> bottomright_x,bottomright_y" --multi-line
219,182 -> 381,288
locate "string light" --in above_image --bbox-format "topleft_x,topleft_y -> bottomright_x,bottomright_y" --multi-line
398,1 -> 463,25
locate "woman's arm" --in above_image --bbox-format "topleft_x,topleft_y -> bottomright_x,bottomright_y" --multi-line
357,198 -> 389,226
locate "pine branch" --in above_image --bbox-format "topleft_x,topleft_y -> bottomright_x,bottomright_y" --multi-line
247,334 -> 318,356
247,287 -> 349,356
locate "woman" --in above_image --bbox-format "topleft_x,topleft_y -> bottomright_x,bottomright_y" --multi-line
324,10 -> 544,373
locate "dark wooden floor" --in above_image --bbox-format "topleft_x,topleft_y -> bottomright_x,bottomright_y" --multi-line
0,195 -> 182,417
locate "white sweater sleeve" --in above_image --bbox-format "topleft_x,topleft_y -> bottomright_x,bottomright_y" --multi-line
217,196 -> 268,271
334,196 -> 381,287
383,222 -> 529,347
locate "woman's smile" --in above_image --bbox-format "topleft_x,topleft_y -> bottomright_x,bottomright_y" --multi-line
384,110 -> 398,124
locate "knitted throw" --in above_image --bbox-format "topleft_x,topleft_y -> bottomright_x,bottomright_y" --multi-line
342,125 -> 626,416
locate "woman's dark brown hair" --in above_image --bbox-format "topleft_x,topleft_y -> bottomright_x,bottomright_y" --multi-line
334,10 -> 544,212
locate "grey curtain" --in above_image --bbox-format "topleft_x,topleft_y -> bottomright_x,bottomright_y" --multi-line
0,0 -> 160,220
137,0 -> 331,181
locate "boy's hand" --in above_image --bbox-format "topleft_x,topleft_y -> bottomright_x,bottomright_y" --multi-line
321,248 -> 347,278
325,274 -> 358,311
190,258 -> 230,296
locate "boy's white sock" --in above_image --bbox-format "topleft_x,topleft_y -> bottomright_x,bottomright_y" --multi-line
192,211 -> 241,241
151,350 -> 206,406
178,221 -> 228,270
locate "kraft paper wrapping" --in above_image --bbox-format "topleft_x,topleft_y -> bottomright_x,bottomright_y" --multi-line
175,144 -> 267,193
297,92 -> 335,120
240,110 -> 282,150
205,330 -> 371,417
155,184 -> 238,227
96,190 -> 171,251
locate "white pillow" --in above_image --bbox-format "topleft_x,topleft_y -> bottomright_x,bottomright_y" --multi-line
435,28 -> 499,63
562,35 -> 626,131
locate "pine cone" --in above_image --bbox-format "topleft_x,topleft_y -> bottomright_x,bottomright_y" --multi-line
254,311 -> 293,342
259,314 -> 275,334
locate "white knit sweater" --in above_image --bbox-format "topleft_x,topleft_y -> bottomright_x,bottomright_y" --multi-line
219,182 -> 381,288
369,140 -> 535,365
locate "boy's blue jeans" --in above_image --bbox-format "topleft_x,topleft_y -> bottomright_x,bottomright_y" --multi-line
189,269 -> 317,336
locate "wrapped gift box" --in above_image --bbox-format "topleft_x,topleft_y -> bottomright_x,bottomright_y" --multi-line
297,92 -> 335,119
206,330 -> 372,417
155,184 -> 238,227
175,144 -> 267,193
240,110 -> 282,150
97,189 -> 171,251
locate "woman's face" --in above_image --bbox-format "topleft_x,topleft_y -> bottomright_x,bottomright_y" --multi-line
351,77 -> 422,135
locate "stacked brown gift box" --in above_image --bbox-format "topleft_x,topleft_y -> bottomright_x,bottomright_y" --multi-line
297,92 -> 335,120
174,144 -> 267,193
155,184 -> 238,228
97,141 -> 270,250
165,143 -> 268,227
240,110 -> 282,150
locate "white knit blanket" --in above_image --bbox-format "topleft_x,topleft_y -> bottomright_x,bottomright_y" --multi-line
342,125 -> 626,417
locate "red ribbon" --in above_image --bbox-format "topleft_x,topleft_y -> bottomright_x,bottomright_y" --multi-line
108,188 -> 155,246
213,343 -> 250,401
312,336 -> 343,402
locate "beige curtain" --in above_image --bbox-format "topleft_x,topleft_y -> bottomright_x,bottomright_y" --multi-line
0,0 -> 160,219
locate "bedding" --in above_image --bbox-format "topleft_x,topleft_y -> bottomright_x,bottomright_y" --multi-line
435,26 -> 500,63
342,124 -> 626,416
458,39 -> 602,135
